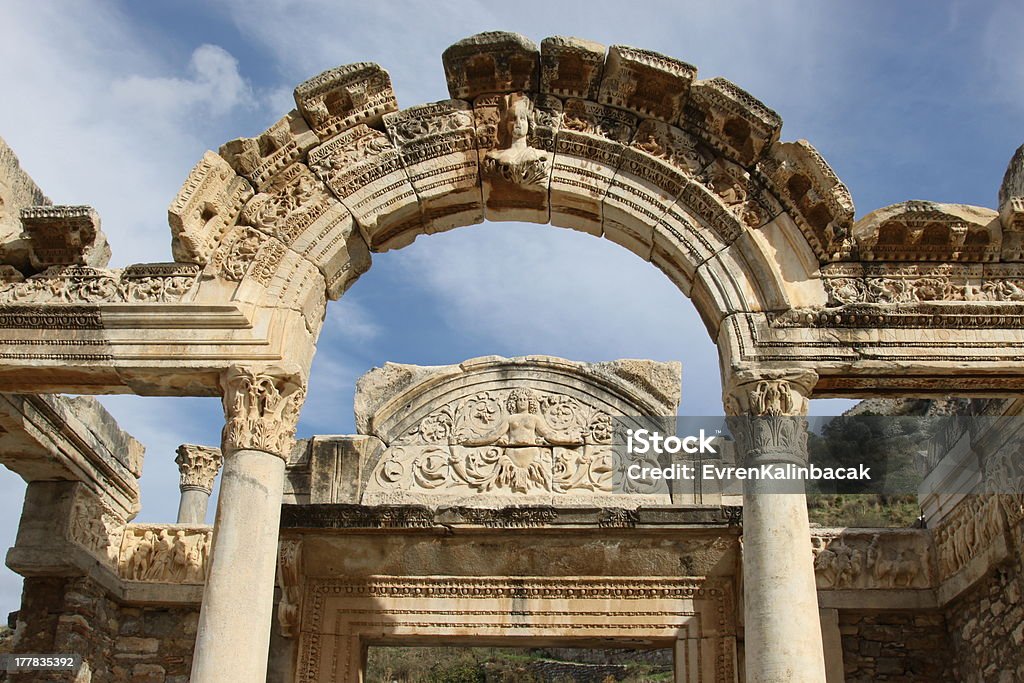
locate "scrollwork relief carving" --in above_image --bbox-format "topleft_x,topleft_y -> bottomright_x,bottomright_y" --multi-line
0,264 -> 200,304
368,387 -> 619,496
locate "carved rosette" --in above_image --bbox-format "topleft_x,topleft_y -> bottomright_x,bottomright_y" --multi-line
724,371 -> 816,467
221,367 -> 307,458
175,444 -> 223,494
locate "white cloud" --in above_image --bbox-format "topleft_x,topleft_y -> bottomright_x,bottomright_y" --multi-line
0,3 -> 264,266
110,44 -> 255,121
326,297 -> 382,344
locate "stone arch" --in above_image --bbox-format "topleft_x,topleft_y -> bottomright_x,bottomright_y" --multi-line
169,32 -> 853,357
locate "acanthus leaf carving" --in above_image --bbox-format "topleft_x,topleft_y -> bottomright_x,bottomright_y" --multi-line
175,444 -> 223,494
725,371 -> 815,466
221,367 -> 307,458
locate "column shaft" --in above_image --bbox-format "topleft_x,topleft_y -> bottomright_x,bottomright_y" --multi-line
727,372 -> 826,683
190,449 -> 285,682
176,489 -> 210,524
743,479 -> 825,682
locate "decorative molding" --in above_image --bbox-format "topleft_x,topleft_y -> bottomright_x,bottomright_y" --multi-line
0,264 -> 200,304
280,504 -> 435,530
455,506 -> 559,528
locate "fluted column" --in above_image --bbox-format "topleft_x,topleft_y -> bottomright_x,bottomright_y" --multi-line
726,370 -> 825,683
190,366 -> 306,683
174,444 -> 222,524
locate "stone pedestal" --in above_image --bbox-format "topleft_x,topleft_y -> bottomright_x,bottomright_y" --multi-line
190,367 -> 305,683
726,371 -> 826,683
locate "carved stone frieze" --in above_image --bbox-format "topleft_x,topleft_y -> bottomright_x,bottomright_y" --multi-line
279,504 -> 435,529
598,45 -> 697,124
539,36 -> 605,100
456,506 -> 559,528
20,205 -> 111,271
293,63 -> 397,140
598,507 -> 639,528
118,524 -> 212,583
0,263 -> 200,304
175,444 -> 223,494
933,495 -> 1005,582
382,100 -> 482,232
821,262 -> 1024,306
442,32 -> 539,100
221,366 -> 307,458
811,529 -> 932,590
852,201 -> 1000,262
168,151 -> 253,265
219,110 -> 319,191
308,124 -> 422,251
209,225 -> 281,286
700,157 -> 775,230
67,490 -> 125,566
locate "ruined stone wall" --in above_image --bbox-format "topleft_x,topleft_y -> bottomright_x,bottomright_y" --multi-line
838,610 -> 952,682
10,576 -> 199,683
944,504 -> 1024,683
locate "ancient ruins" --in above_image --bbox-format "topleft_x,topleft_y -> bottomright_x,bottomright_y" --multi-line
0,31 -> 1021,682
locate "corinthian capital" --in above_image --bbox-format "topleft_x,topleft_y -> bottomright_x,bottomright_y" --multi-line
175,444 -> 223,493
221,366 -> 307,458
724,370 -> 817,466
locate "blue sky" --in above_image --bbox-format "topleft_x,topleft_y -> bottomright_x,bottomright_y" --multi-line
0,1 -> 1021,614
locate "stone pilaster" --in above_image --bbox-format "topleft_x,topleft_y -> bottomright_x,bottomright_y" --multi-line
190,366 -> 306,683
174,444 -> 222,524
725,369 -> 826,683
